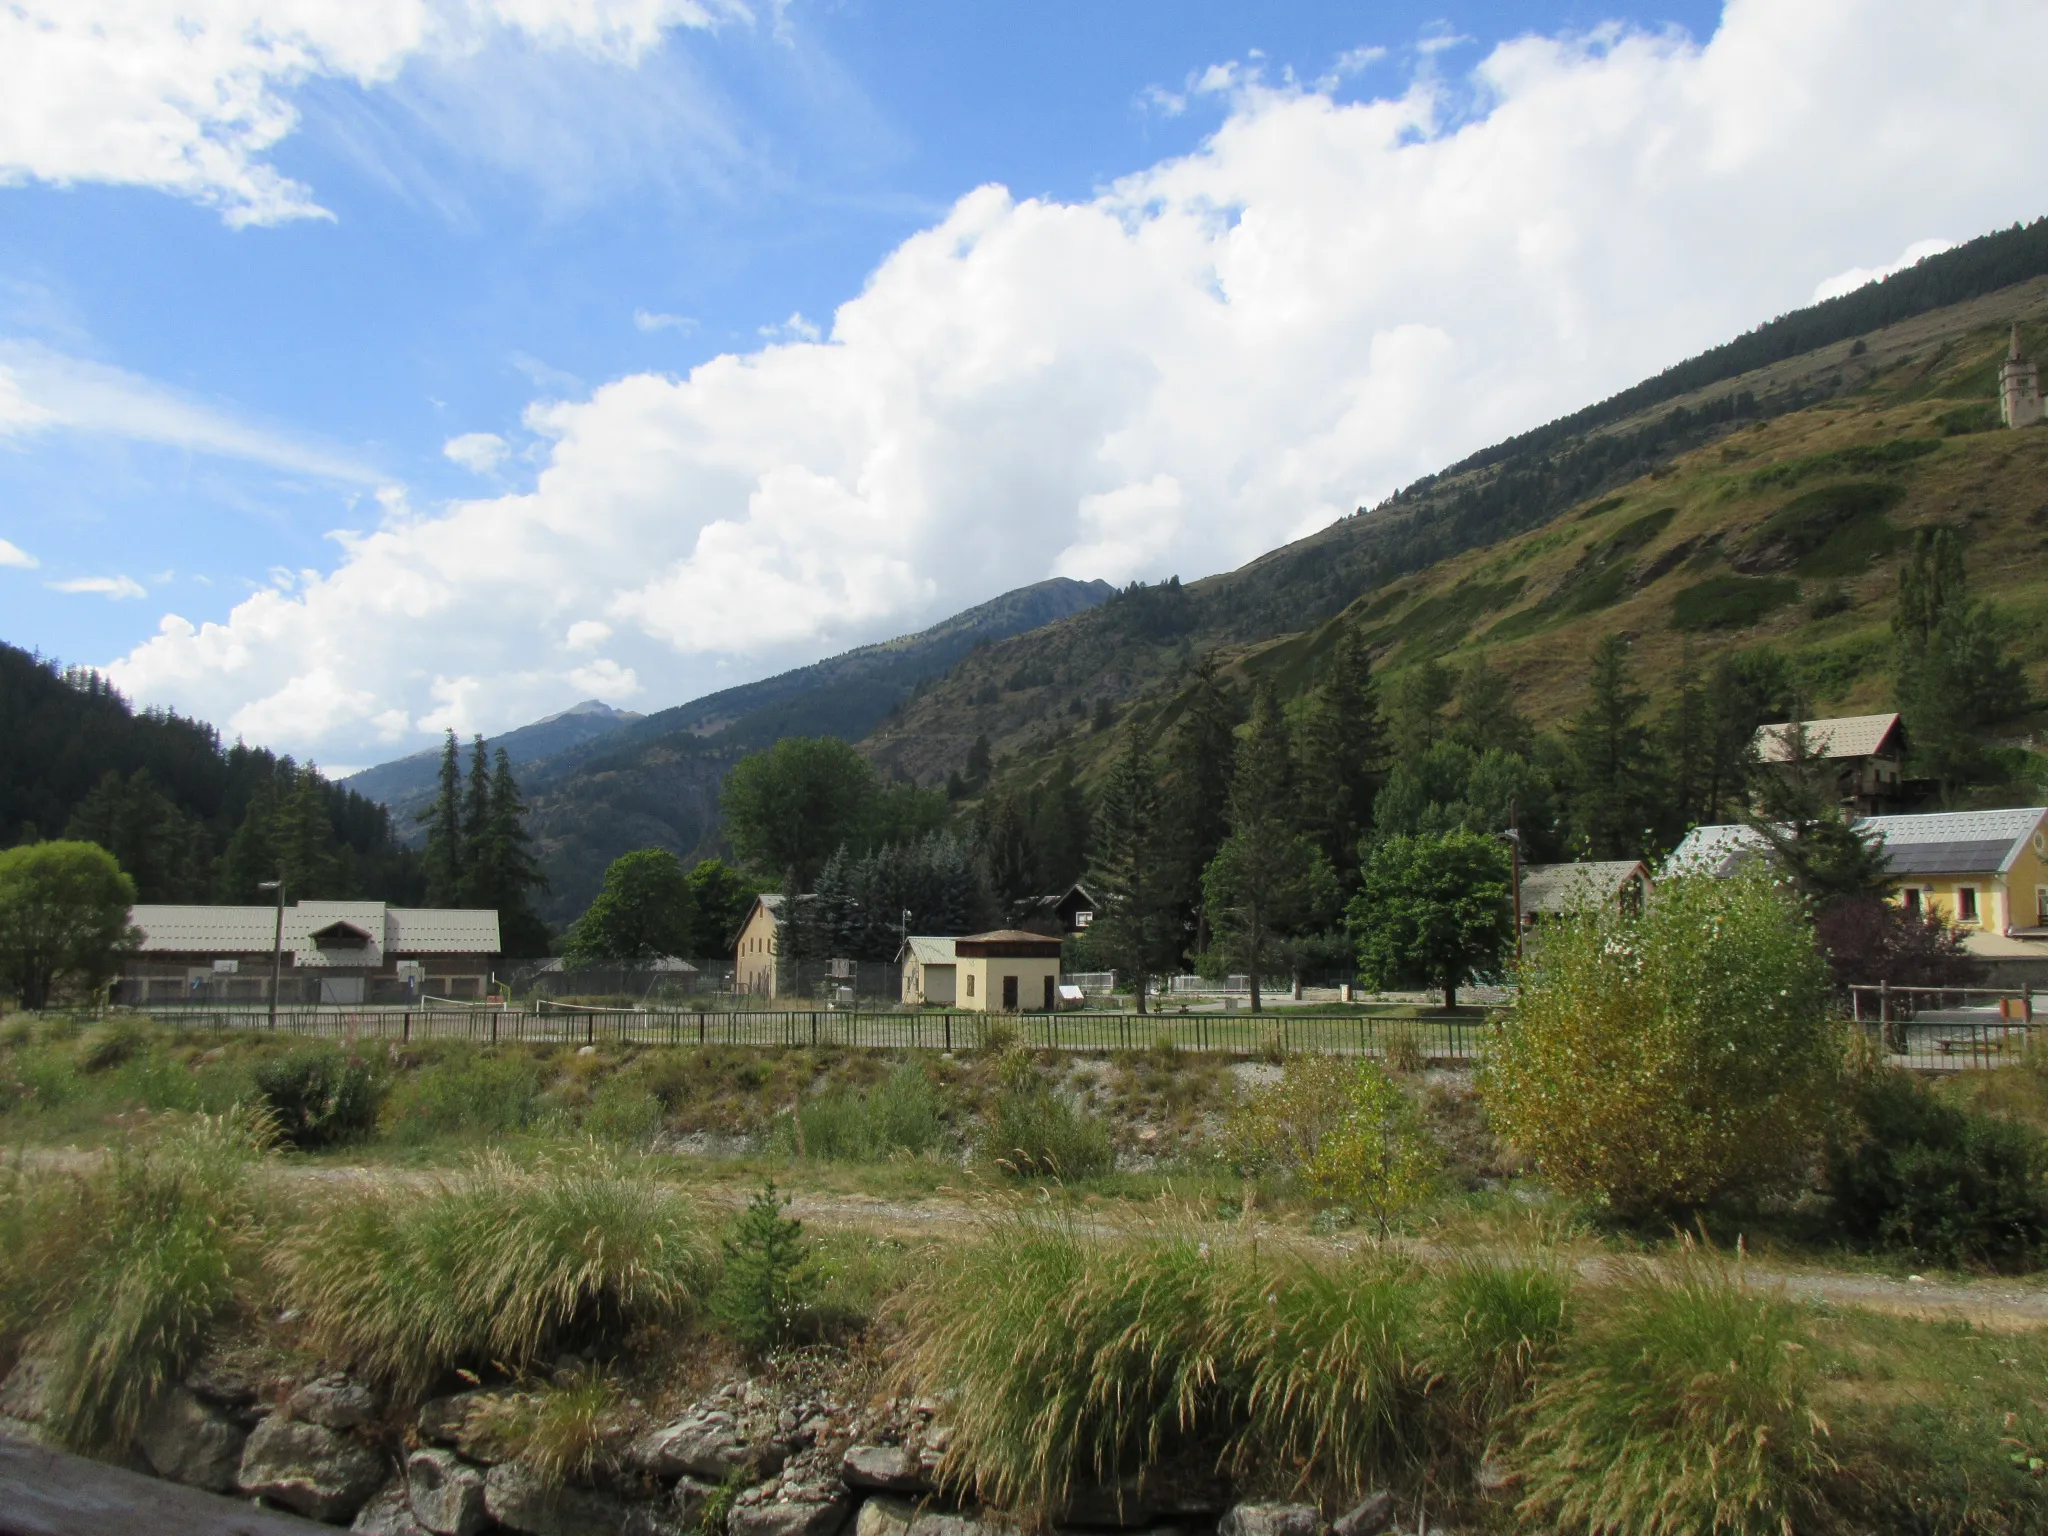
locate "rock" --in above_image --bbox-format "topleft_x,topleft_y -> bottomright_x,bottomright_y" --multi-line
841,1445 -> 930,1493
1330,1493 -> 1397,1536
484,1461 -> 691,1536
237,1413 -> 389,1523
183,1357 -> 263,1417
729,1448 -> 852,1536
1217,1505 -> 1321,1536
354,1481 -> 432,1535
137,1386 -> 249,1492
293,1375 -> 381,1432
628,1411 -> 782,1482
408,1448 -> 489,1536
0,1356 -> 51,1422
856,1496 -> 917,1536
909,1516 -> 984,1536
669,1477 -> 716,1531
418,1390 -> 520,1463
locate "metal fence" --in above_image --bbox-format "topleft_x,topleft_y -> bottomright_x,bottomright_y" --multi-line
134,1003 -> 1495,1060
1848,984 -> 2041,1070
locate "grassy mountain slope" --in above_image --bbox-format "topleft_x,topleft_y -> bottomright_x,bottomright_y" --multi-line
866,272 -> 2048,797
513,577 -> 1113,922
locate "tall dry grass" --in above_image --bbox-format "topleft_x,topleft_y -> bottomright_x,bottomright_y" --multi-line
273,1144 -> 712,1399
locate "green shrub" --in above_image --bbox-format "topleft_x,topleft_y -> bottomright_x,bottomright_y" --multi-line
78,1020 -> 150,1072
13,1047 -> 83,1110
4,1109 -> 272,1451
790,1063 -> 948,1162
274,1146 -> 710,1398
984,1086 -> 1112,1180
1512,1252 -> 1831,1536
1301,1061 -> 1438,1236
385,1052 -> 542,1141
1670,574 -> 1801,631
1828,1069 -> 2048,1268
1483,866 -> 1843,1219
1222,1054 -> 1355,1177
709,1183 -> 820,1355
252,1045 -> 382,1148
1937,403 -> 1999,436
468,1367 -> 632,1488
1422,1255 -> 1571,1447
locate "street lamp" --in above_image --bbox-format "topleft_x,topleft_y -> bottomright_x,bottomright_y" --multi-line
257,876 -> 285,1030
1494,800 -> 1524,967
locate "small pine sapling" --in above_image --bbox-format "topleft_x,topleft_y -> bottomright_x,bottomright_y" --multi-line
712,1182 -> 818,1354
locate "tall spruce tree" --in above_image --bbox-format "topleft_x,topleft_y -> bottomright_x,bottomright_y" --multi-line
1163,653 -> 1240,946
421,730 -> 465,906
1202,686 -> 1334,1011
1568,635 -> 1653,859
1086,740 -> 1178,1014
459,734 -> 491,881
1657,644 -> 1710,838
1893,527 -> 2026,793
466,747 -> 550,955
1447,653 -> 1532,759
1295,626 -> 1386,889
1745,715 -> 1892,900
1384,660 -> 1454,764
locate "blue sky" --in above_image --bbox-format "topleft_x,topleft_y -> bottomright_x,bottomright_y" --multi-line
1,1 -> 2039,770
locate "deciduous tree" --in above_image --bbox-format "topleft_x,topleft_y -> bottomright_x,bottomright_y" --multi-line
563,848 -> 693,964
0,841 -> 138,1009
1348,830 -> 1513,1010
720,737 -> 877,892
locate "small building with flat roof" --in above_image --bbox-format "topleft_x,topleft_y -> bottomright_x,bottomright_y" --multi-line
954,929 -> 1064,1012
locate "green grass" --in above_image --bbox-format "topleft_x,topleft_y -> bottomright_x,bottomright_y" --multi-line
273,1145 -> 714,1400
785,1062 -> 949,1162
1670,574 -> 1801,631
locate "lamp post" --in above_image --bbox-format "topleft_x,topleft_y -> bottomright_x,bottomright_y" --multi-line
1495,803 -> 1524,968
258,876 -> 285,1030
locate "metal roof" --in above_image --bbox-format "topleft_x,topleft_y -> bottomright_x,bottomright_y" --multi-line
1666,808 -> 2048,881
130,902 -> 501,959
1519,861 -> 1649,913
1754,713 -> 1903,762
899,936 -> 958,966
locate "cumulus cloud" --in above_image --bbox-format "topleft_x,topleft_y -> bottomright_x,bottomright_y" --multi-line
0,538 -> 38,569
634,308 -> 696,333
51,575 -> 147,600
109,0 -> 2048,759
444,430 -> 511,473
0,0 -> 747,226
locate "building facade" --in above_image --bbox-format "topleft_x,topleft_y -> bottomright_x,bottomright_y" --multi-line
2001,323 -> 2044,428
1752,713 -> 1907,817
953,929 -> 1064,1012
119,901 -> 500,1005
733,894 -> 783,998
898,936 -> 959,1005
1517,860 -> 1651,928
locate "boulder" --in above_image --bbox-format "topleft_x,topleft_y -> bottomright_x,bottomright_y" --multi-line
1330,1494 -> 1397,1536
293,1376 -> 381,1432
1217,1506 -> 1321,1536
237,1414 -> 389,1523
841,1445 -> 931,1494
908,1516 -> 984,1536
183,1357 -> 264,1421
407,1448 -> 490,1536
728,1448 -> 852,1536
856,1496 -> 917,1536
137,1386 -> 248,1492
628,1411 -> 782,1482
484,1461 -> 693,1536
417,1390 -> 520,1463
354,1481 -> 432,1535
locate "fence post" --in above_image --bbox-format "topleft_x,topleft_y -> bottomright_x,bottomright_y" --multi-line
403,1011 -> 411,1043
491,1011 -> 498,1045
944,1015 -> 952,1052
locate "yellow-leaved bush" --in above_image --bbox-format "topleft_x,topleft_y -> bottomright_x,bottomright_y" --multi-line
1481,866 -> 1842,1218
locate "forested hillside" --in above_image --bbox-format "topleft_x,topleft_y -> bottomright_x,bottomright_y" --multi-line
0,644 -> 421,903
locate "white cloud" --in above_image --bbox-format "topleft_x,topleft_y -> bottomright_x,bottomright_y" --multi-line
0,0 -> 748,226
443,430 -> 511,473
109,0 -> 2048,760
0,342 -> 376,478
757,312 -> 821,343
0,538 -> 37,569
51,575 -> 147,600
564,619 -> 612,650
634,308 -> 697,333
1812,237 -> 1958,303
567,657 -> 640,697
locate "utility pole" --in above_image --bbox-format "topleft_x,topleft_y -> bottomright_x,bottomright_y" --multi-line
1497,801 -> 1524,968
258,873 -> 286,1030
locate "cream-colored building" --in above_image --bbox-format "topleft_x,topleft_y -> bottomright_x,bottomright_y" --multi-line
953,929 -> 1065,1012
1669,807 -> 2048,984
733,894 -> 783,998
1753,713 -> 1907,816
898,936 -> 958,1005
2000,323 -> 2043,428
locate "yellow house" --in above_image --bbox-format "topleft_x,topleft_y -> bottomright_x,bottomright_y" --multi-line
898,936 -> 958,1005
733,894 -> 783,998
954,930 -> 1064,1012
1670,807 -> 2048,984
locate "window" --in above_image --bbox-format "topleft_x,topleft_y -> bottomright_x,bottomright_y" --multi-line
1957,886 -> 1979,923
1902,888 -> 1921,916
2036,886 -> 2048,927
966,974 -> 975,998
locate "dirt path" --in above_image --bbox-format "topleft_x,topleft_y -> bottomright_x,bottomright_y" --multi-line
19,1147 -> 2048,1329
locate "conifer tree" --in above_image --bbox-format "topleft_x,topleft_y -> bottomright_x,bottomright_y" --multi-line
421,730 -> 464,906
1657,644 -> 1709,837
1745,715 -> 1892,900
1384,660 -> 1454,764
1447,653 -> 1531,759
466,747 -> 550,955
1202,686 -> 1334,1011
1086,740 -> 1178,1014
1892,527 -> 2026,793
1568,635 -> 1653,859
459,734 -> 491,886
1026,757 -> 1090,891
1295,626 -> 1386,887
1163,653 -> 1240,944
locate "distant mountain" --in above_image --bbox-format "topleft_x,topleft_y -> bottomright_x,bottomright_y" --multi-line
343,698 -> 645,838
498,577 -> 1114,923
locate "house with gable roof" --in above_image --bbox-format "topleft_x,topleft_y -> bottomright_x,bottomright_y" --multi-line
1752,712 -> 1908,817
